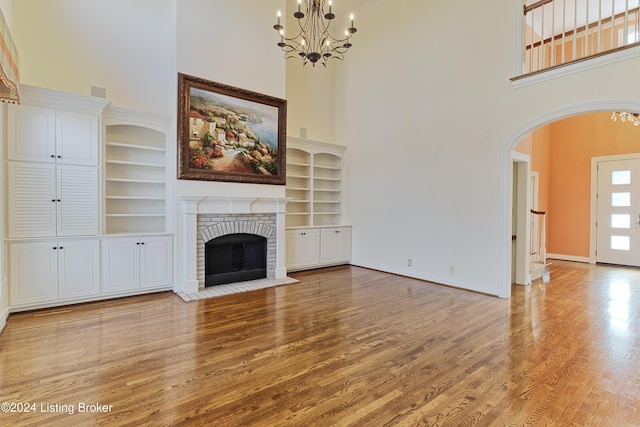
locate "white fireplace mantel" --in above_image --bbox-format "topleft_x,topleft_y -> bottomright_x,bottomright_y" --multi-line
180,196 -> 289,293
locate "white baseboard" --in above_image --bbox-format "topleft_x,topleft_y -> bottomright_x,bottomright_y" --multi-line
546,253 -> 590,263
0,307 -> 8,335
349,259 -> 503,297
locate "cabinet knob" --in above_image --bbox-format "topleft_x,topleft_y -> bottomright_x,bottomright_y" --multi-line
136,242 -> 140,245
57,155 -> 61,158
57,199 -> 61,202
53,246 -> 57,250
59,246 -> 63,250
50,155 -> 55,158
52,199 -> 56,202
141,242 -> 145,245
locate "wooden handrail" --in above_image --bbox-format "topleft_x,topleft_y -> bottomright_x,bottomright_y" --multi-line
531,209 -> 546,215
524,0 -> 554,14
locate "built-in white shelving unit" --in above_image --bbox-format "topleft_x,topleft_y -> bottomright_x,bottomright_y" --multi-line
5,88 -> 174,312
285,138 -> 351,271
103,109 -> 170,234
286,138 -> 345,228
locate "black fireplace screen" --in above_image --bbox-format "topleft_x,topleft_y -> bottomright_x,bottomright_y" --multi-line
205,233 -> 267,286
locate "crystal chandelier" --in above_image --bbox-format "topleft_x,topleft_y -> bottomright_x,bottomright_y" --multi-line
273,0 -> 357,67
611,112 -> 640,126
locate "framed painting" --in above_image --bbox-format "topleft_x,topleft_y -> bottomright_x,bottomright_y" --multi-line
177,73 -> 287,184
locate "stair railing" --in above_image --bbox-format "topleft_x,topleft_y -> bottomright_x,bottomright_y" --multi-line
530,209 -> 547,266
522,0 -> 640,75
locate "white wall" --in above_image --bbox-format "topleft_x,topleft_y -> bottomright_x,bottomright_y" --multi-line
12,0 -> 176,115
333,0 -> 640,297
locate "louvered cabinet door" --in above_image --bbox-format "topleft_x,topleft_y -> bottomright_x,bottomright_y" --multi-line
57,165 -> 99,236
8,162 -> 57,238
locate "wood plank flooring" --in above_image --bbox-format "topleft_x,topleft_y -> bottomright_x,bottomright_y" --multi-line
1,261 -> 640,426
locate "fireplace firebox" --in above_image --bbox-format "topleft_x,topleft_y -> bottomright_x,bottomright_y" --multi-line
205,233 -> 267,286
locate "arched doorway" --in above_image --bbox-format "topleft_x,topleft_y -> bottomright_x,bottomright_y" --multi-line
501,101 -> 640,298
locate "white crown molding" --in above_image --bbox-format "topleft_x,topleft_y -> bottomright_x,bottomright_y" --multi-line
19,83 -> 111,113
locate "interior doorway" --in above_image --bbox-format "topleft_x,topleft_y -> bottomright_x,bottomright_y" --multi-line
503,102 -> 640,299
512,153 -> 530,286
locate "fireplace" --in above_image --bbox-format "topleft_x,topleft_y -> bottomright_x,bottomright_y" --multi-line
179,196 -> 288,294
205,233 -> 267,286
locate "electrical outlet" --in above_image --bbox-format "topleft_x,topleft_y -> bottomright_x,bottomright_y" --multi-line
408,259 -> 412,267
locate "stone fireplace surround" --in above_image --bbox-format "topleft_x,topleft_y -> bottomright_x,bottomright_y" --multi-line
180,197 -> 288,294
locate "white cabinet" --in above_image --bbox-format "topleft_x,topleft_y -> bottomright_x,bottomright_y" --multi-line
9,239 -> 100,307
102,235 -> 173,294
8,104 -> 99,166
4,86 -> 174,311
7,85 -> 106,240
8,162 -> 99,238
286,229 -> 320,270
286,226 -> 352,271
320,227 -> 352,264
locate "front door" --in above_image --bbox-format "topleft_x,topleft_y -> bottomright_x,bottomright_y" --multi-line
596,158 -> 640,267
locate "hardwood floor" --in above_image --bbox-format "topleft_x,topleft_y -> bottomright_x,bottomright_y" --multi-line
1,261 -> 640,426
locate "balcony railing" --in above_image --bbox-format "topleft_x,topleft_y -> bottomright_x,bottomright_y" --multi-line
522,0 -> 640,75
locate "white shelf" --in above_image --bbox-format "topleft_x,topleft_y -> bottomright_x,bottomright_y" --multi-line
314,165 -> 341,170
106,178 -> 165,184
106,214 -> 166,218
106,159 -> 165,168
106,141 -> 166,152
106,196 -> 165,201
314,177 -> 341,181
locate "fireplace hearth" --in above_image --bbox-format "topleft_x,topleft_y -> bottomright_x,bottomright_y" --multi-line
205,233 -> 267,286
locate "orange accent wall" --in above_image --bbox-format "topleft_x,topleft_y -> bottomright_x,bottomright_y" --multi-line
522,112 -> 640,259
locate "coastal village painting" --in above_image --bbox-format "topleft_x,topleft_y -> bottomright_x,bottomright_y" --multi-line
178,74 -> 286,184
